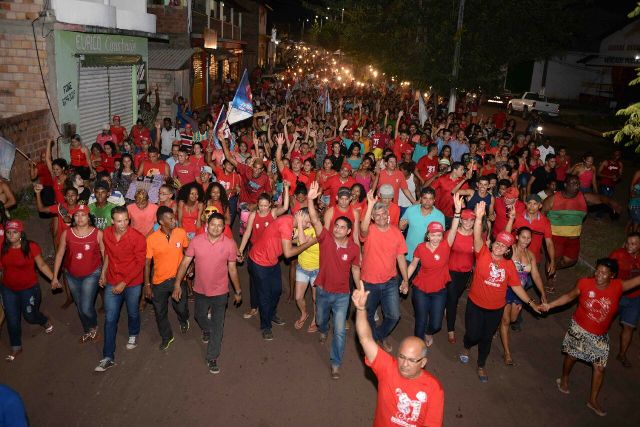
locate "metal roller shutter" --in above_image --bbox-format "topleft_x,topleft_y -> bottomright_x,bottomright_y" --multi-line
108,66 -> 134,132
78,65 -> 134,144
79,67 -> 109,142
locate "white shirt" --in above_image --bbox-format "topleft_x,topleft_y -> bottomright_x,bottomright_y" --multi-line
398,173 -> 416,208
537,144 -> 555,163
160,127 -> 180,156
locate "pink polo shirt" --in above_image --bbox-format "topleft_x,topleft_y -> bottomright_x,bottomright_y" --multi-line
186,233 -> 237,296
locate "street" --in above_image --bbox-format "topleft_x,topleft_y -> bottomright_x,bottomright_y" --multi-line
1,112 -> 639,427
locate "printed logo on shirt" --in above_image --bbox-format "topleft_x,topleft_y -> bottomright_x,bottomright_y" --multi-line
585,296 -> 612,324
84,244 -> 90,251
175,242 -> 181,248
391,388 -> 427,427
484,263 -> 505,288
75,252 -> 83,260
434,254 -> 440,261
341,254 -> 348,261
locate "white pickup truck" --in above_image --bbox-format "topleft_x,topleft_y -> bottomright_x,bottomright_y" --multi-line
507,92 -> 559,117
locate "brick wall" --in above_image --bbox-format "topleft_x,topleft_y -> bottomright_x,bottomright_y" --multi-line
147,4 -> 188,35
0,109 -> 54,191
0,0 -> 50,119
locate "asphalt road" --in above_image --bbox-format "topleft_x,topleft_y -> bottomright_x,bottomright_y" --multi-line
1,110 -> 639,427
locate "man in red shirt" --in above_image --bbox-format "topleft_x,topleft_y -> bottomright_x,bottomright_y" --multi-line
609,232 -> 640,368
221,138 -> 271,208
597,149 -> 623,197
307,183 -> 361,379
130,119 -> 151,149
172,147 -> 198,185
431,162 -> 469,226
353,287 -> 444,427
244,211 -> 317,341
415,143 -> 440,185
322,163 -> 356,207
375,154 -> 416,204
214,159 -> 241,225
492,186 -> 525,239
95,206 -> 146,372
275,134 -> 310,195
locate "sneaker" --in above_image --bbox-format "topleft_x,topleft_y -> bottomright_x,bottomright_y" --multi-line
94,358 -> 114,372
331,366 -> 340,380
271,315 -> 286,326
44,322 -> 54,334
262,329 -> 274,341
202,332 -> 210,344
180,320 -> 190,334
243,308 -> 258,319
126,336 -> 138,350
79,332 -> 92,343
319,333 -> 328,344
159,336 -> 174,351
207,359 -> 220,374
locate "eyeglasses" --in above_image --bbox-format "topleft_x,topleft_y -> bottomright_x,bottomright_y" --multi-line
397,354 -> 425,364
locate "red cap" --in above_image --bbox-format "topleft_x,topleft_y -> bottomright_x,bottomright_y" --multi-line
341,163 -> 352,171
113,115 -> 120,122
495,231 -> 515,247
504,186 -> 519,200
460,209 -> 476,220
5,220 -> 24,233
71,204 -> 90,215
427,222 -> 444,233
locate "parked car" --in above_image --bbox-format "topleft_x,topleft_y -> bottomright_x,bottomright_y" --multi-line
486,91 -> 515,107
507,92 -> 560,117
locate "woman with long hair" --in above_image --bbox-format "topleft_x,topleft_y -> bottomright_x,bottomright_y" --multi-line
51,205 -> 105,343
353,157 -> 374,192
178,182 -> 204,240
112,153 -> 136,197
1,220 -> 55,361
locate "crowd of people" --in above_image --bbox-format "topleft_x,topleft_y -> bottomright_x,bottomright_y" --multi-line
1,51 -> 640,425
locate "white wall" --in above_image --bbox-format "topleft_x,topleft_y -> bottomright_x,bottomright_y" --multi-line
530,52 -> 609,101
51,0 -> 156,33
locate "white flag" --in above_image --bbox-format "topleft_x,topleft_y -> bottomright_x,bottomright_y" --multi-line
418,91 -> 428,126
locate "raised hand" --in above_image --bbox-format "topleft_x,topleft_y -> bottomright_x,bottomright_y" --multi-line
366,189 -> 378,205
475,200 -> 486,218
351,284 -> 369,310
453,192 -> 464,212
307,181 -> 320,200
275,133 -> 286,146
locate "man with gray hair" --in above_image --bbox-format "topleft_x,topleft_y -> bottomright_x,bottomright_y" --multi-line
360,189 -> 409,352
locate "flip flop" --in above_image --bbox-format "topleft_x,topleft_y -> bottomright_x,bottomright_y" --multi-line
294,314 -> 309,330
458,353 -> 469,364
556,378 -> 570,394
447,332 -> 456,344
586,402 -> 607,417
307,323 -> 318,333
477,368 -> 489,383
5,350 -> 22,362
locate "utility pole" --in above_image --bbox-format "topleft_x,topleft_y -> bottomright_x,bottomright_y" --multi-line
448,0 -> 465,113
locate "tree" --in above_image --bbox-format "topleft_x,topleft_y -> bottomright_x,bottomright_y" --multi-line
608,3 -> 640,152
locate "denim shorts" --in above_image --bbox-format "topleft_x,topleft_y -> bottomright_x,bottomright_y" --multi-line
619,296 -> 640,328
629,205 -> 640,225
295,265 -> 318,287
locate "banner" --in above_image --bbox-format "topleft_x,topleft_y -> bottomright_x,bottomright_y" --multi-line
212,105 -> 234,150
0,137 -> 16,181
418,91 -> 428,126
324,87 -> 332,114
227,69 -> 254,125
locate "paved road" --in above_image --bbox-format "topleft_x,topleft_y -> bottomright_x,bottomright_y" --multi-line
1,113 -> 639,427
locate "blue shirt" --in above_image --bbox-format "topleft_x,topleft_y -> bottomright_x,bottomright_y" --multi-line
412,143 -> 430,163
401,205 -> 445,261
449,140 -> 469,162
0,385 -> 28,427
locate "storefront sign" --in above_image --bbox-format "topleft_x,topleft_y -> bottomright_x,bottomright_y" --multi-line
74,33 -> 139,54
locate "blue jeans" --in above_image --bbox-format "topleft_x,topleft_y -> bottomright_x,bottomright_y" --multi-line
364,277 -> 401,342
0,285 -> 48,350
248,257 -> 282,331
65,267 -> 101,333
102,284 -> 141,360
316,287 -> 350,367
412,286 -> 447,337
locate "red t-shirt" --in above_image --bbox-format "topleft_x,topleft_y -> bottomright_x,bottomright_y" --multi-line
416,156 -> 439,183
134,151 -> 149,170
412,241 -> 451,293
36,162 -> 54,187
468,245 -> 520,310
446,231 -> 474,273
249,215 -> 293,266
103,226 -> 146,286
512,212 -> 552,262
371,133 -> 390,150
391,137 -> 413,160
214,167 -> 241,197
282,167 -> 311,195
609,248 -> 640,298
237,163 -> 272,205
362,225 -> 407,284
322,175 -> 356,207
173,161 -> 199,185
493,198 -> 525,238
315,229 -> 360,294
573,278 -> 623,335
64,227 -> 102,277
432,175 -> 467,217
365,350 -> 444,427
0,242 -> 41,291
377,170 -> 408,203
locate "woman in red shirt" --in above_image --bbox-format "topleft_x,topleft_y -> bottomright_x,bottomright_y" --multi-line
0,220 -> 54,361
459,201 -> 541,382
542,258 -> 640,417
69,134 -> 91,181
51,205 -> 105,343
407,196 -> 462,348
178,182 -> 204,239
445,208 -> 476,344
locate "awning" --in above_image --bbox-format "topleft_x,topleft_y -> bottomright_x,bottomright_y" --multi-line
148,48 -> 194,70
77,54 -> 142,67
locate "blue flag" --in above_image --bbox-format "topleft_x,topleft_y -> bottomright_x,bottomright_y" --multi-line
324,88 -> 332,113
227,69 -> 253,125
213,106 -> 234,150
0,137 -> 16,181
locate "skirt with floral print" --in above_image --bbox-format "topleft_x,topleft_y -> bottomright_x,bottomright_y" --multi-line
562,318 -> 610,367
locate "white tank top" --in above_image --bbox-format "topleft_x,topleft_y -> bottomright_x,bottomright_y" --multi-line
398,173 -> 416,208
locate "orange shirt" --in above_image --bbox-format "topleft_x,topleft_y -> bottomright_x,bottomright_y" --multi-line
145,227 -> 189,284
468,244 -> 520,310
362,225 -> 407,284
